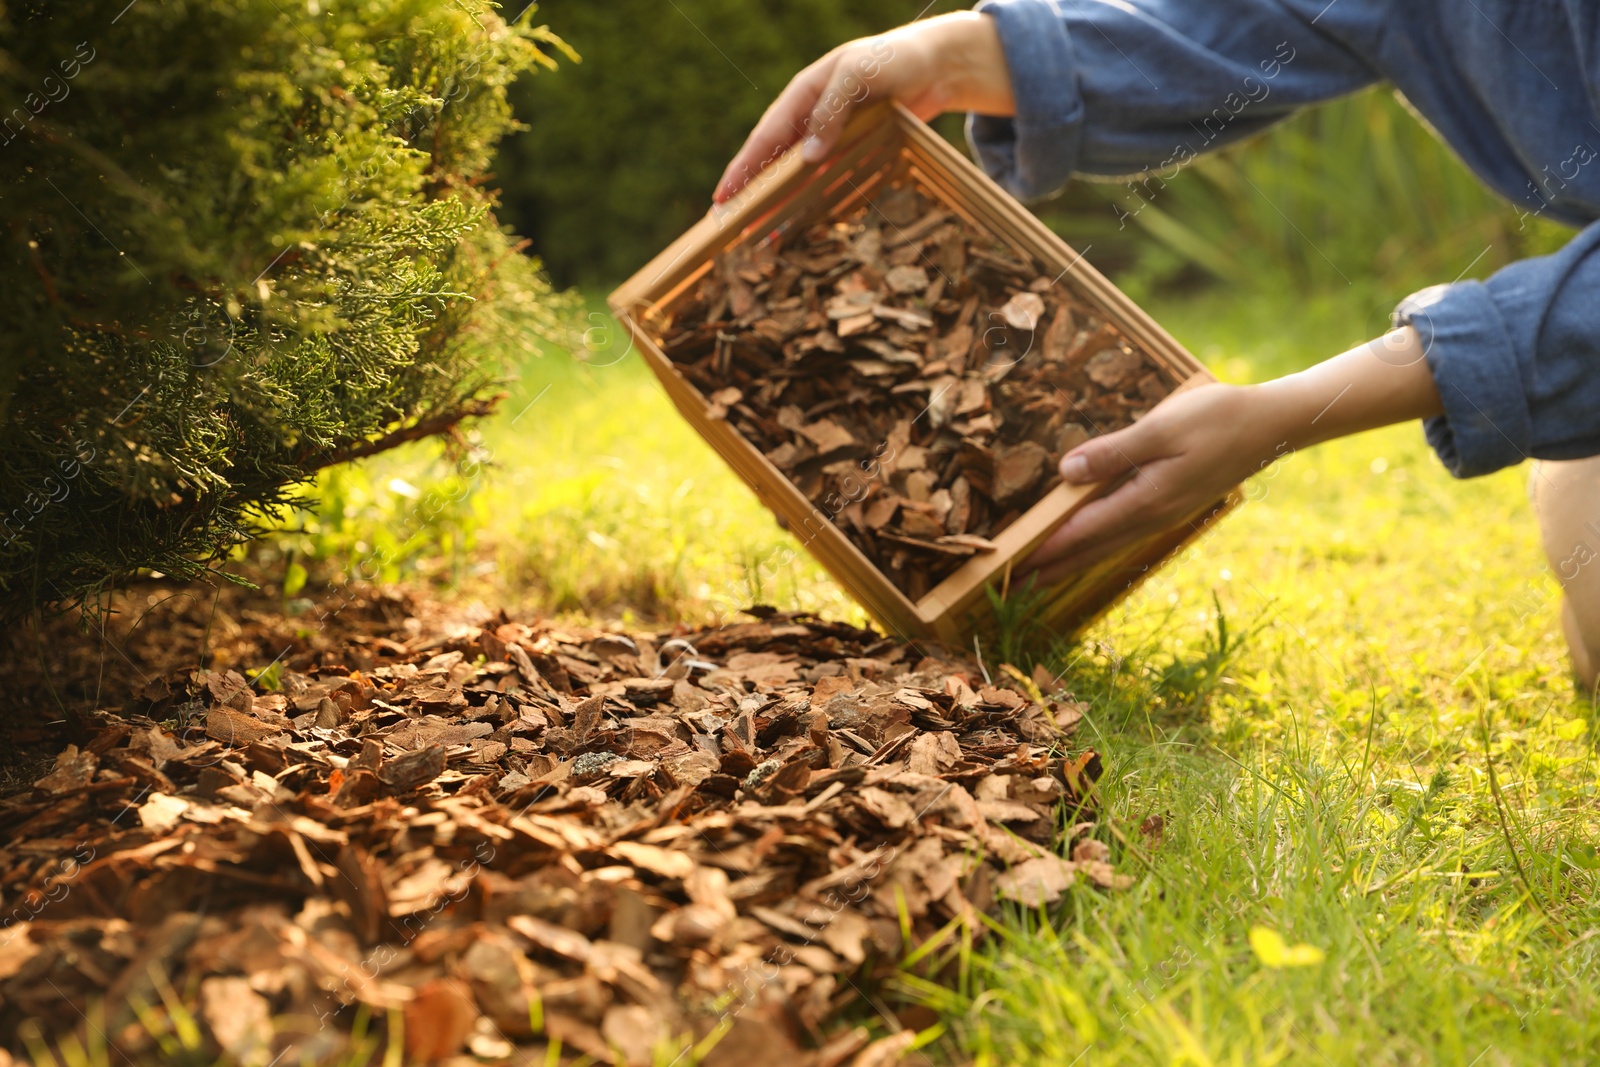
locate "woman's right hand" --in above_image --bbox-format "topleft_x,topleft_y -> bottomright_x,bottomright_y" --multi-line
714,12 -> 1016,204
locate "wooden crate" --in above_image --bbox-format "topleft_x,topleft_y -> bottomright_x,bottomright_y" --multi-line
608,102 -> 1238,646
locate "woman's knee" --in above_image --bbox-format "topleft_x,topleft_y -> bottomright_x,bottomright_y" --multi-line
1532,457 -> 1600,684
1533,459 -> 1600,575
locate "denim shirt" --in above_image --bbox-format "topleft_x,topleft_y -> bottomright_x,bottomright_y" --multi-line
966,0 -> 1600,478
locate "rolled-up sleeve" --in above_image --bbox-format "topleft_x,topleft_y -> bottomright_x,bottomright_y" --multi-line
965,0 -> 1083,203
1403,222 -> 1600,478
966,0 -> 1380,201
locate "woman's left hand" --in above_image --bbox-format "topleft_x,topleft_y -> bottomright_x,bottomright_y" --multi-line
1021,381 -> 1280,585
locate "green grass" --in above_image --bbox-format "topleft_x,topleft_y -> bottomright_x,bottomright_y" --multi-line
267,278 -> 1600,1065
908,436 -> 1600,1063
265,294 -> 861,627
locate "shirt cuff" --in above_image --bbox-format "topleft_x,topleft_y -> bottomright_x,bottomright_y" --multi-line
965,0 -> 1083,201
1396,282 -> 1531,478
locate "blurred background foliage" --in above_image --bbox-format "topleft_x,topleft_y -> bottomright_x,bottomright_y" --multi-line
1081,89 -> 1575,303
492,0 -> 1570,299
494,0 -> 968,287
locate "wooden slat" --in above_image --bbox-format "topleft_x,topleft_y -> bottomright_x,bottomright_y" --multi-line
1029,492 -> 1241,637
618,113 -> 901,320
914,372 -> 1218,634
638,139 -> 907,334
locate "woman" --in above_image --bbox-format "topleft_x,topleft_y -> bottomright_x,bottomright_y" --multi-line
715,1 -> 1600,687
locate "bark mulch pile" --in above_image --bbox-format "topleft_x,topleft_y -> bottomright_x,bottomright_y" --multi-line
0,590 -> 1122,1066
656,179 -> 1176,599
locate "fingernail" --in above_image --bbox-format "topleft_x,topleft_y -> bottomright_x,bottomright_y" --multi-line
1061,454 -> 1090,482
801,136 -> 825,162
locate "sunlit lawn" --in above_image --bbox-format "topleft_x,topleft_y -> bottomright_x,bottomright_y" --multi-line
285,283 -> 1600,1065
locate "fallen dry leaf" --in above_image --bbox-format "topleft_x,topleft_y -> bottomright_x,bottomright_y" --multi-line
852,1030 -> 918,1067
601,1004 -> 666,1067
404,977 -> 479,1063
198,976 -> 273,1065
994,856 -> 1078,908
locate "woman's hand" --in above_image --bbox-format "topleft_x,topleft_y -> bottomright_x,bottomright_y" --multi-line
714,13 -> 1015,204
1023,327 -> 1443,585
1022,383 -> 1282,585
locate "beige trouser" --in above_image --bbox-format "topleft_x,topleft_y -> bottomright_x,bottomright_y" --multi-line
1531,456 -> 1600,690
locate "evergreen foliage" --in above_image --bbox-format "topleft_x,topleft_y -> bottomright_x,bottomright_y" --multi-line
0,0 -> 573,616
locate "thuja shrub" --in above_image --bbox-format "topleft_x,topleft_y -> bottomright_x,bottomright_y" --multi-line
0,0 -> 573,615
